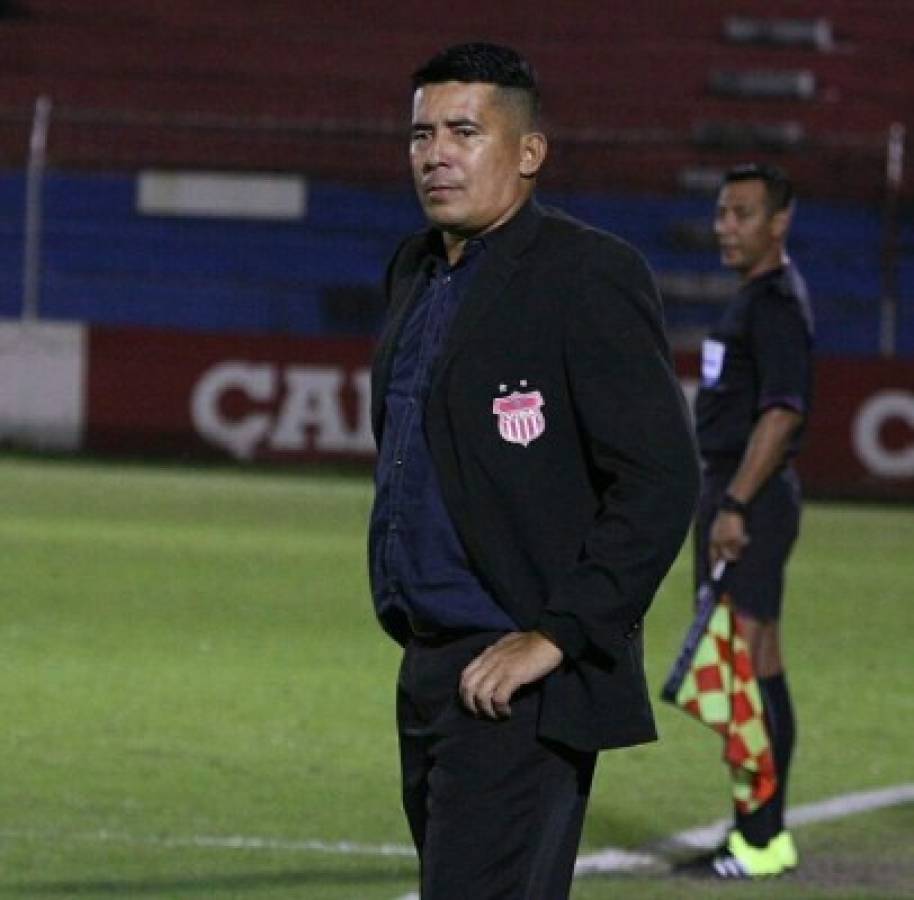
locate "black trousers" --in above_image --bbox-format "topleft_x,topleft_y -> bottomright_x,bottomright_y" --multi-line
397,631 -> 597,900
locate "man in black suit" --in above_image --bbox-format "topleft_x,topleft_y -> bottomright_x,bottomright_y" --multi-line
368,42 -> 699,899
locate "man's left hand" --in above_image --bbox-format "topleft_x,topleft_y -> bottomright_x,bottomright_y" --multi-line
709,509 -> 750,565
458,631 -> 563,719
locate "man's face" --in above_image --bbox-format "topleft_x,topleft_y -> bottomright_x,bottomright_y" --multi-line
410,81 -> 537,240
714,179 -> 786,279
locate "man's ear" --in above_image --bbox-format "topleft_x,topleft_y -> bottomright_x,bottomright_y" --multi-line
519,132 -> 547,179
770,207 -> 792,240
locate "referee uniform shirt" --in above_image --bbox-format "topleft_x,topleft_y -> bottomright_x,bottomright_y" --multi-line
694,262 -> 814,619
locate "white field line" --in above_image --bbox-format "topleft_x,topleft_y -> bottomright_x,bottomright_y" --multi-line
573,847 -> 662,874
574,781 -> 914,875
2,782 -> 911,877
0,827 -> 415,858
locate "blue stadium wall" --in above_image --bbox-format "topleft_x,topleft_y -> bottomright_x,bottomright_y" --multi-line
0,171 -> 911,356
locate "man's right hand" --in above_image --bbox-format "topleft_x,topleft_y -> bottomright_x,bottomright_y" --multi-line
458,630 -> 563,720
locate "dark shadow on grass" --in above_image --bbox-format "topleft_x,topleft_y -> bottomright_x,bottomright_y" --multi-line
0,864 -> 418,896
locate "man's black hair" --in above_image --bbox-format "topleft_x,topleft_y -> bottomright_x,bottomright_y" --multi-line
412,42 -> 541,127
723,163 -> 795,214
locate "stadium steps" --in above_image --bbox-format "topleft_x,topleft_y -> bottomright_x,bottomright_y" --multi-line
0,2 -> 909,200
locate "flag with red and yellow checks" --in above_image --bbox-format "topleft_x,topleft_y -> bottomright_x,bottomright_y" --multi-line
662,579 -> 777,814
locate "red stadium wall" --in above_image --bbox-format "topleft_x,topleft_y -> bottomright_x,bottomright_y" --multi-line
1,323 -> 911,500
85,326 -> 375,463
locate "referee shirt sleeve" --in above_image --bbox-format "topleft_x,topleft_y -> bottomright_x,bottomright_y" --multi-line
750,293 -> 812,417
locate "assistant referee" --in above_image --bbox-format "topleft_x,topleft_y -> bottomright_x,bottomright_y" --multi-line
694,163 -> 814,879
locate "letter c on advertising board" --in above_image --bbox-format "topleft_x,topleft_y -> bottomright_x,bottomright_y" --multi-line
190,362 -> 275,459
851,389 -> 914,480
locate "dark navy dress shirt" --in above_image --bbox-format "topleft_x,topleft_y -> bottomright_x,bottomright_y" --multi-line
370,238 -> 518,637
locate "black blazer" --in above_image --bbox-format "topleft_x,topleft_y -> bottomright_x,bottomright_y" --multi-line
371,200 -> 700,752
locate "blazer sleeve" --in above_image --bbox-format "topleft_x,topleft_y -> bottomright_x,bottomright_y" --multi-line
371,233 -> 431,445
537,237 -> 700,661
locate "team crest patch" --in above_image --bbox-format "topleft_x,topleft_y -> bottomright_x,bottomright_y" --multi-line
492,383 -> 545,447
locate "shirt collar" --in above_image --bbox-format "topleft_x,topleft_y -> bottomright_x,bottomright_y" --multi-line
425,197 -> 541,269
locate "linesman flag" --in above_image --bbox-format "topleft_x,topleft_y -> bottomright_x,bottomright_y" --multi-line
661,563 -> 777,814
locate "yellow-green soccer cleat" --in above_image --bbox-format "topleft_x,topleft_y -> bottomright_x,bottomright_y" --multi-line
712,830 -> 788,878
769,830 -> 799,871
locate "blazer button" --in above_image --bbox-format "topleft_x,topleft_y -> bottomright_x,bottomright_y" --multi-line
624,620 -> 642,639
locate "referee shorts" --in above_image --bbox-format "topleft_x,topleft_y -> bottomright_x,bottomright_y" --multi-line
695,463 -> 802,622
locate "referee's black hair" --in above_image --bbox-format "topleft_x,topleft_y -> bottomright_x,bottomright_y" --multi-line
723,163 -> 795,214
412,42 -> 541,128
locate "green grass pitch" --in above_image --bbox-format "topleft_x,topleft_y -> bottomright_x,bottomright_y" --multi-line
0,454 -> 911,899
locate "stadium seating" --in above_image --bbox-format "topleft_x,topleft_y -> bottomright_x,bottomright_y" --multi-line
0,1 -> 910,200
0,2 -> 909,353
